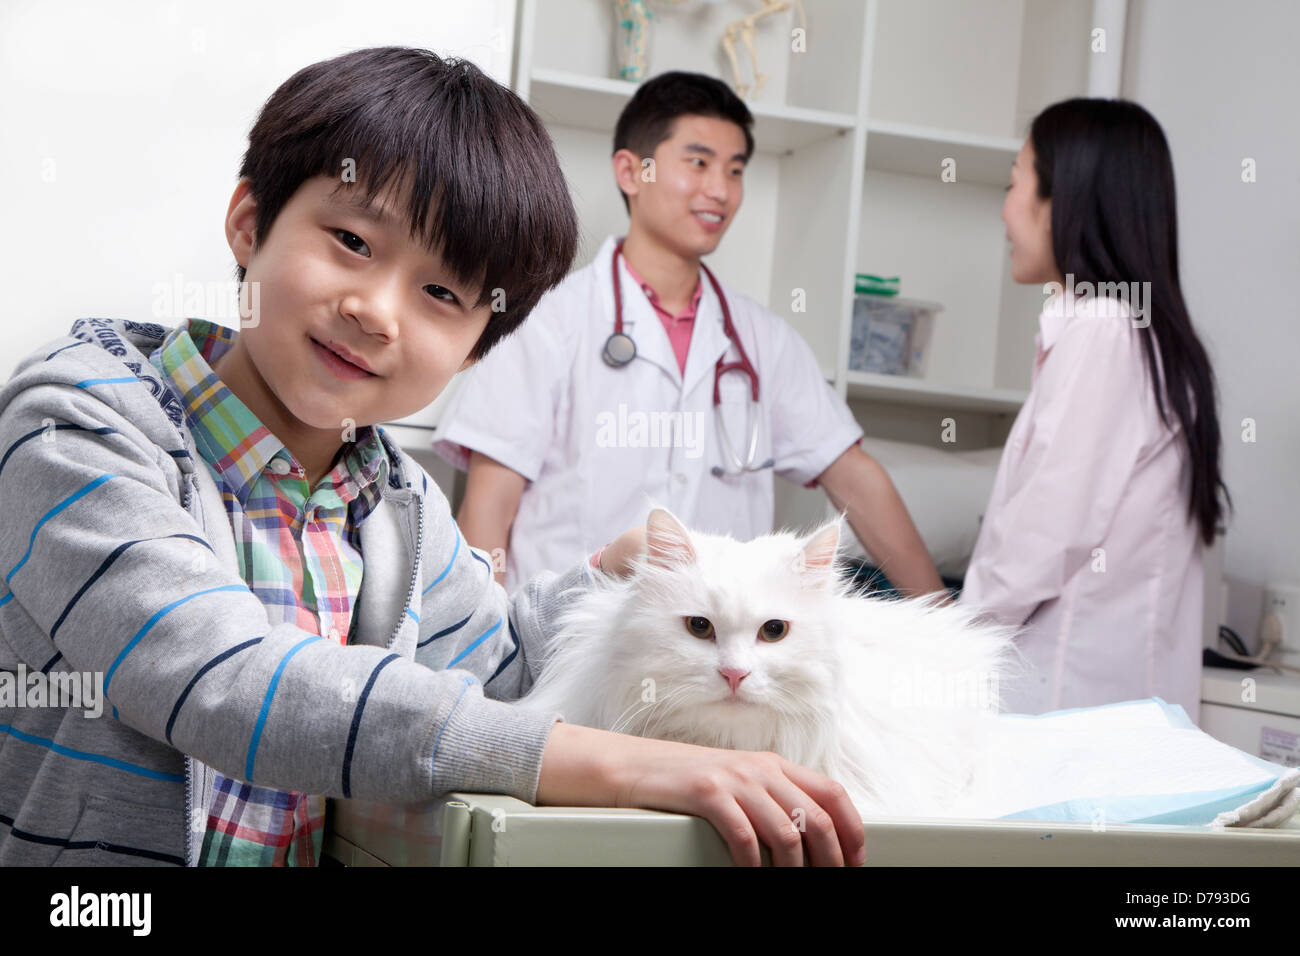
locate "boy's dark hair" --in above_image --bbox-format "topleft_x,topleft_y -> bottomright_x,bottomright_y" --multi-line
236,46 -> 577,361
612,71 -> 755,212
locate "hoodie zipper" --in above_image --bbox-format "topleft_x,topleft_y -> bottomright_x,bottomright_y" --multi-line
386,495 -> 423,651
183,465 -> 197,865
184,755 -> 195,867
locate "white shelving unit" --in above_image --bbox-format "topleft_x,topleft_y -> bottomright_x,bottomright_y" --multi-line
507,0 -> 1100,527
529,67 -> 857,153
845,371 -> 1028,415
864,120 -> 1026,187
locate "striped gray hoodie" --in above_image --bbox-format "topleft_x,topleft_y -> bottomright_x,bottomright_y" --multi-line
0,318 -> 582,865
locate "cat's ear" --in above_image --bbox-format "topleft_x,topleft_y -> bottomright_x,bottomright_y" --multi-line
796,517 -> 842,588
646,508 -> 697,569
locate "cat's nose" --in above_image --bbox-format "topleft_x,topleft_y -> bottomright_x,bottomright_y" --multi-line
718,667 -> 750,695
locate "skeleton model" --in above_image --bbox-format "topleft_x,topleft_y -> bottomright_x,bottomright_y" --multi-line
615,0 -> 807,99
720,0 -> 806,99
614,0 -> 654,80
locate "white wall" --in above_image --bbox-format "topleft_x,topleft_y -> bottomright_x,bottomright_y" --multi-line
1123,0 -> 1300,643
0,0 -> 515,385
869,0 -> 1026,138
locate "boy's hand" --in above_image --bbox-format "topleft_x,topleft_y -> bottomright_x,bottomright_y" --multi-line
596,524 -> 646,578
536,723 -> 866,867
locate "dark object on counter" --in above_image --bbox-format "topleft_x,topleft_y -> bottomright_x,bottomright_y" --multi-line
1202,648 -> 1258,670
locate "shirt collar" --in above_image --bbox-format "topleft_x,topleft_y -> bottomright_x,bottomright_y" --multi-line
148,318 -> 387,515
620,251 -> 704,323
1038,291 -> 1134,354
1037,291 -> 1071,353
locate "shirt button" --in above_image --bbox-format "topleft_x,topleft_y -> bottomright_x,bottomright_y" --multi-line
675,473 -> 688,484
269,458 -> 290,475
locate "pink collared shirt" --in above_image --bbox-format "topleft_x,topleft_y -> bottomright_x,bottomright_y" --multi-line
621,257 -> 702,375
960,294 -> 1205,721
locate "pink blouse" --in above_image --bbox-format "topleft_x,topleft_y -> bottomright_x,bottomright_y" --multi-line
960,293 -> 1205,721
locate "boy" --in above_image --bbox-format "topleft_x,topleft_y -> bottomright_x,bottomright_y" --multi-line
436,71 -> 944,600
0,47 -> 863,867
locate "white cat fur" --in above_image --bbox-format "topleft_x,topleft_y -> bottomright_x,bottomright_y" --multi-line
520,509 -> 1024,817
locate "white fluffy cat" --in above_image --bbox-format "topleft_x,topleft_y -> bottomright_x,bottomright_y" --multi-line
520,508 -> 1023,817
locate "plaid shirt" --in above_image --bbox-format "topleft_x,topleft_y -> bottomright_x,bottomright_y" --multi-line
149,319 -> 386,865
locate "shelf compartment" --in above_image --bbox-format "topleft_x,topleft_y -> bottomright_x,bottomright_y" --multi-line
844,370 -> 1026,414
528,68 -> 857,154
865,120 -> 1022,187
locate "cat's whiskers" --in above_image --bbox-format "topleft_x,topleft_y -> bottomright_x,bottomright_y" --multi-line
762,680 -> 828,721
607,697 -> 655,736
624,686 -> 696,738
641,685 -> 697,738
632,685 -> 696,738
608,684 -> 692,737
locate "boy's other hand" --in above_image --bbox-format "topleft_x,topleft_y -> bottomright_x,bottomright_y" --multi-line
596,524 -> 646,578
536,723 -> 866,867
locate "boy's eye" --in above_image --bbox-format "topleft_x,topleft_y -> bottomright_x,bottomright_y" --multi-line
759,620 -> 789,642
684,616 -> 714,639
334,229 -> 371,256
425,284 -> 459,304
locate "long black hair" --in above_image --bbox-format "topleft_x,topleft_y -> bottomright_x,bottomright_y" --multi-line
1030,98 -> 1230,546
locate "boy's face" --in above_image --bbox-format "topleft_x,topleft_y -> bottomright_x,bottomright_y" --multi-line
223,174 -> 490,438
620,114 -> 748,259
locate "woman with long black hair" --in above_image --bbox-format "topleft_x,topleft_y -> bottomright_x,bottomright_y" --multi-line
961,98 -> 1231,721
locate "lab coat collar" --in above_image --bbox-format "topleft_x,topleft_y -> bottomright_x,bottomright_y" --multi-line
680,263 -> 731,400
597,236 -> 732,397
599,235 -> 681,385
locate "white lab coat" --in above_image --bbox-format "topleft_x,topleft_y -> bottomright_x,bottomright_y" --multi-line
434,235 -> 863,591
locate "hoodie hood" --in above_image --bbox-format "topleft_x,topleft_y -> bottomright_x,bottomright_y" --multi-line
67,317 -> 189,431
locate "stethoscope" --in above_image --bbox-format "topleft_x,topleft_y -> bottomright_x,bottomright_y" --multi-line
603,240 -> 775,477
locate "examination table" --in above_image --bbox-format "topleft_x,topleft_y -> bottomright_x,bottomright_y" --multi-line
323,793 -> 1300,866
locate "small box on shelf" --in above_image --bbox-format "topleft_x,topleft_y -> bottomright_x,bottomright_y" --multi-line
849,294 -> 942,378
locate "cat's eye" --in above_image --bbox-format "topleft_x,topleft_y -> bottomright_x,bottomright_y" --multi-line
759,619 -> 789,642
684,616 -> 714,640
